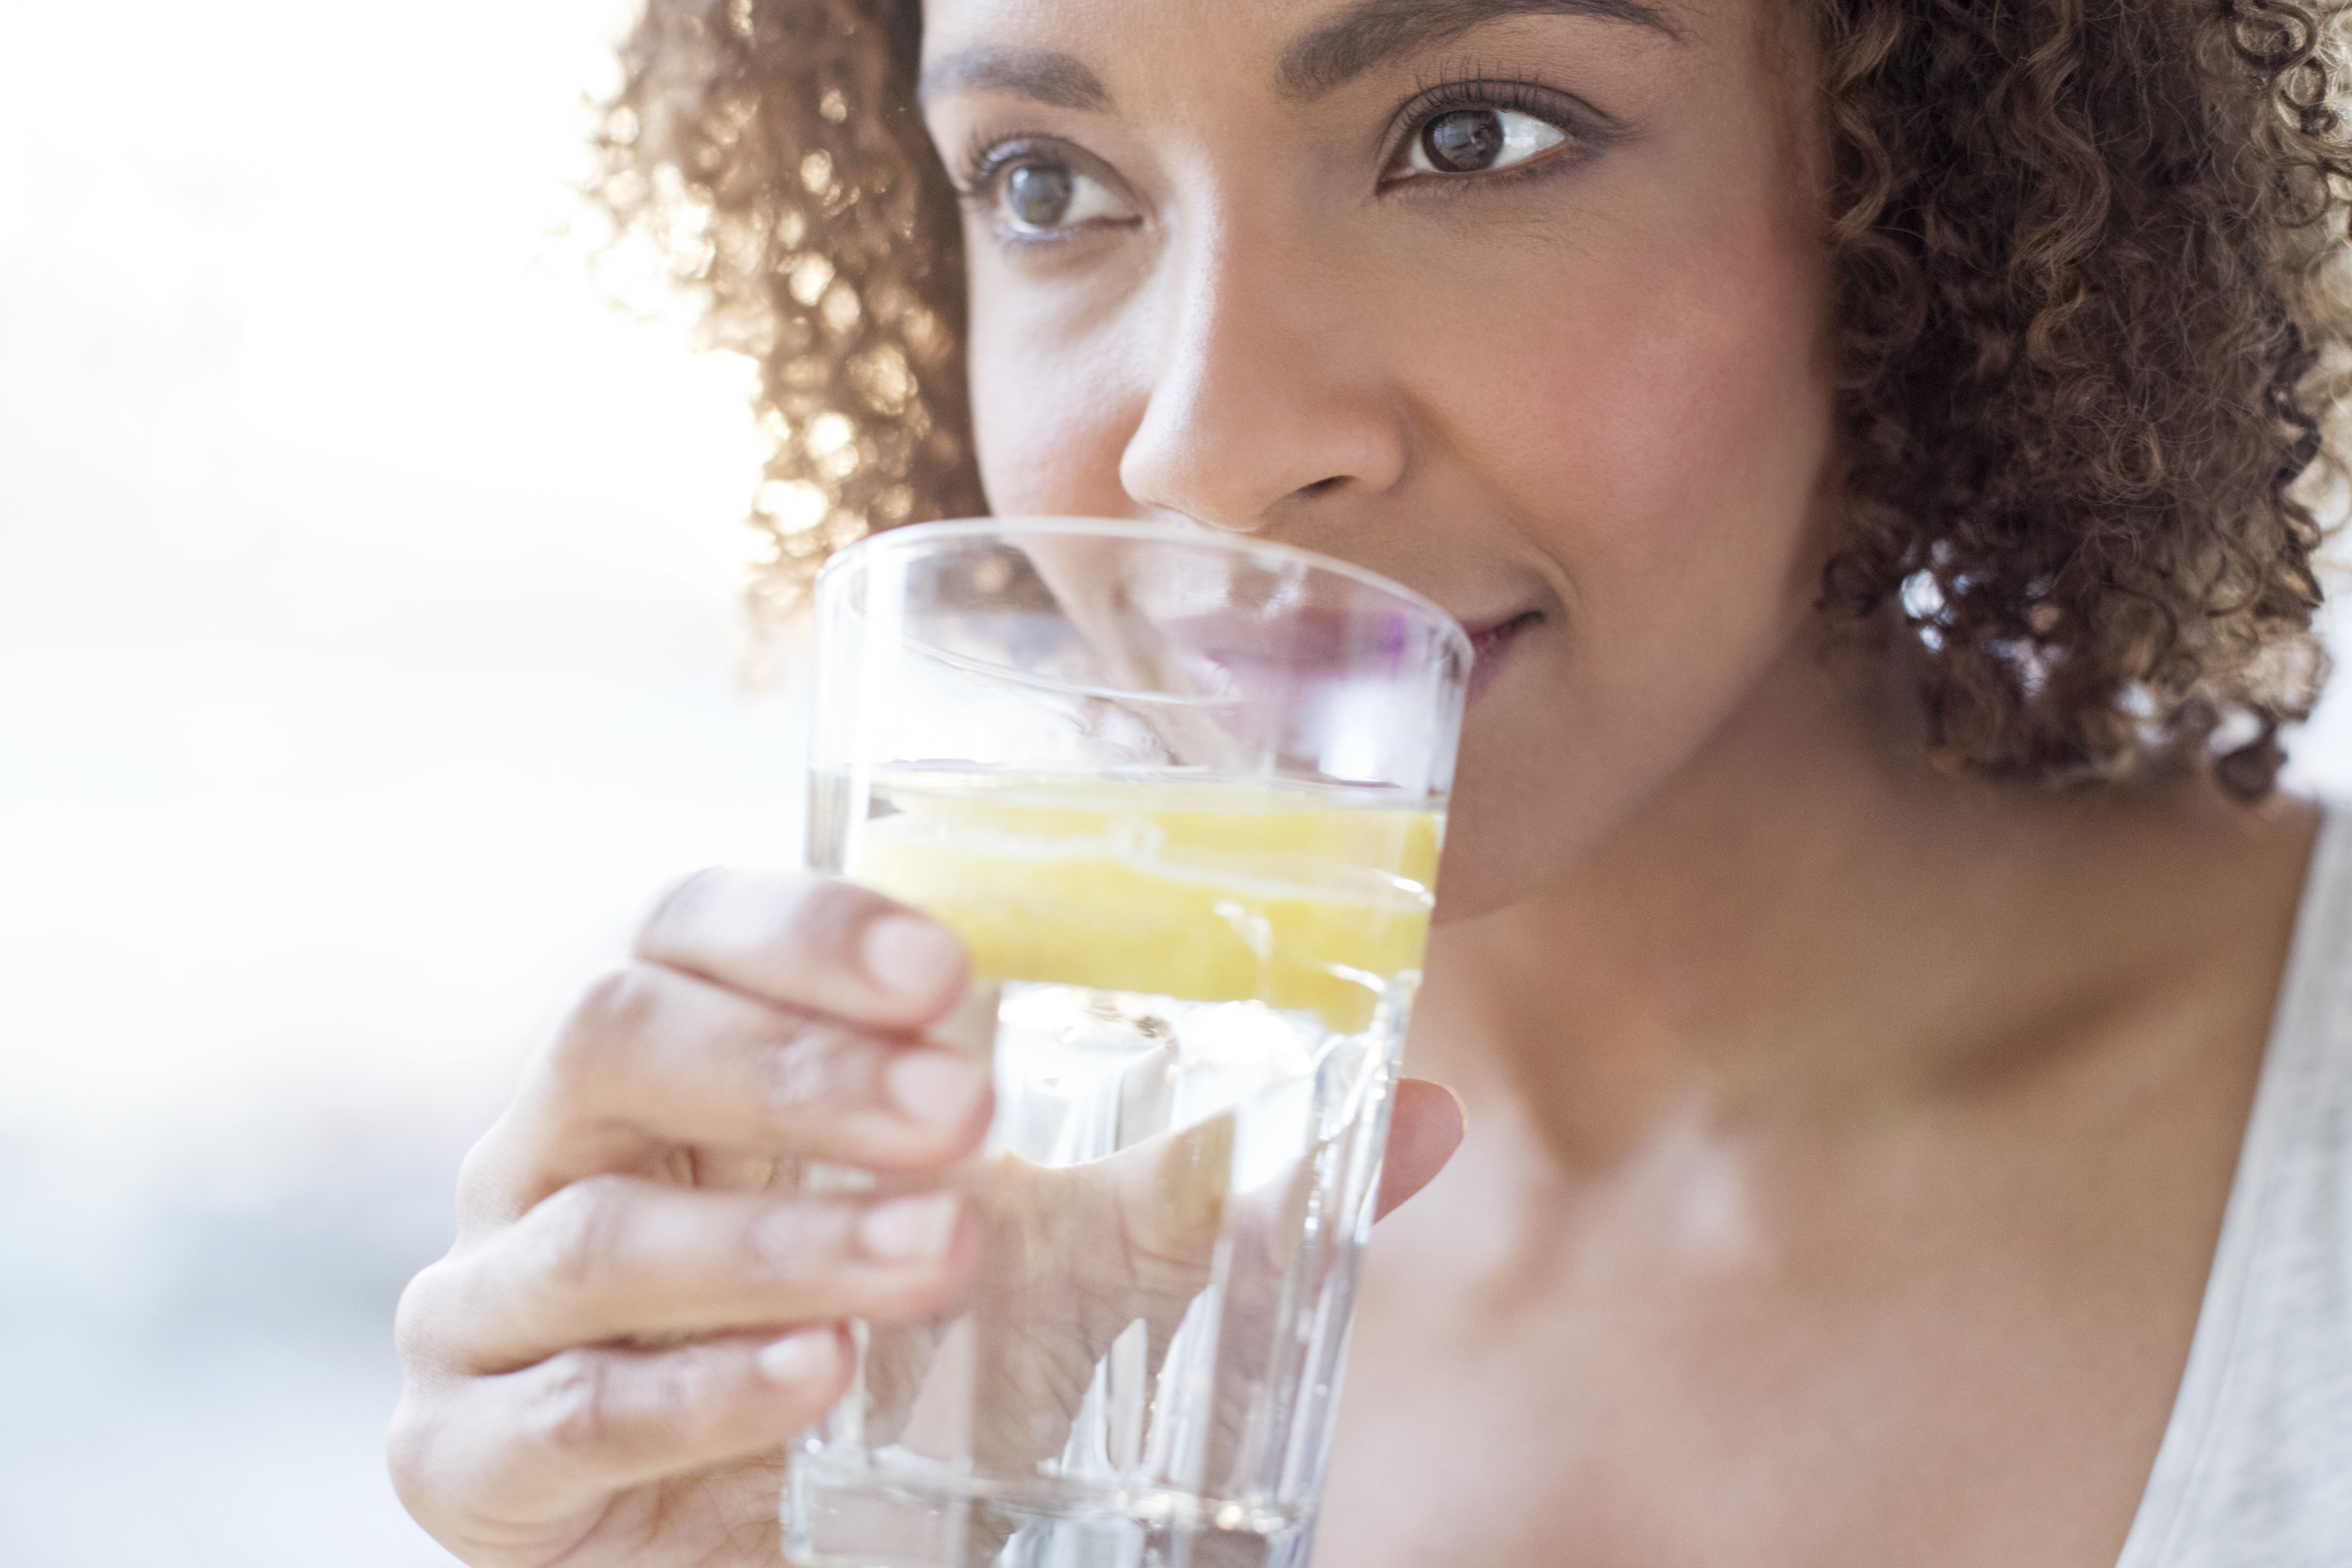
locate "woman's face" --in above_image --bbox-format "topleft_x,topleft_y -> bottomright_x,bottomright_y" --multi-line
919,0 -> 1839,916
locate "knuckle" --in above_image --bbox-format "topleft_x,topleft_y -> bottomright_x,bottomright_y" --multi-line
760,1019 -> 867,1111
636,866 -> 730,958
385,1390 -> 441,1506
531,1350 -> 624,1460
774,876 -> 885,963
392,1259 -> 457,1367
451,1119 -> 519,1222
533,1346 -> 726,1464
738,1197 -> 839,1281
663,1348 -> 732,1436
553,966 -> 664,1082
527,1174 -> 636,1295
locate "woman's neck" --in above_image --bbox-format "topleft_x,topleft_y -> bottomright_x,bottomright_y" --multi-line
1411,621 -> 2315,1170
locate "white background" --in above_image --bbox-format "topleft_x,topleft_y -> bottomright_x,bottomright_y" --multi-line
4,5 -> 2352,1563
2,2 -> 788,1561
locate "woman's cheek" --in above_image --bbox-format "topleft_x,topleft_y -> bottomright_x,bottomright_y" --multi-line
966,257 -> 1149,519
1445,238 -> 1831,655
970,350 -> 1144,519
1413,233 -> 1834,906
1530,251 -> 1813,508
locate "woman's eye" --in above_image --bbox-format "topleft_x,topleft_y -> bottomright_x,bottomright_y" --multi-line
992,158 -> 1128,235
1403,108 -> 1568,176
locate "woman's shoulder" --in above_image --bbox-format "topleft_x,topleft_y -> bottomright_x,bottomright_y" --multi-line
2243,793 -> 2352,1088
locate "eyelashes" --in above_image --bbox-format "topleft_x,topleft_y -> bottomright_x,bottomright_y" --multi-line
953,134 -> 1136,245
1391,68 -> 1608,143
948,65 -> 1620,244
954,130 -> 1049,199
1381,68 -> 1620,184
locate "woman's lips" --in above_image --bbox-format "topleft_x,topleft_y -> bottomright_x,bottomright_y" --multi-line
1463,610 -> 1542,700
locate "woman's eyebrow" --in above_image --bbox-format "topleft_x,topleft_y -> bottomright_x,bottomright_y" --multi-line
917,45 -> 1112,110
1279,0 -> 1681,101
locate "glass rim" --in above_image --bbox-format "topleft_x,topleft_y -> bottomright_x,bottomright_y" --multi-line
817,516 -> 1476,667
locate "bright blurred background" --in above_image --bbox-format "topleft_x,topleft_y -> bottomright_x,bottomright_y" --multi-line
1,1 -> 789,1561
5,4 -> 2352,1564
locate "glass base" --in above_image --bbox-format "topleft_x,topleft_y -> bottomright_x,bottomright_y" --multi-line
786,1448 -> 1315,1568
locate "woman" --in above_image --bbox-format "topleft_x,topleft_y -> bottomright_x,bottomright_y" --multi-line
390,0 -> 2352,1562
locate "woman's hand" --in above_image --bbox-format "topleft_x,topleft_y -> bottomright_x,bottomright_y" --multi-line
388,867 -> 1465,1568
389,870 -> 994,1568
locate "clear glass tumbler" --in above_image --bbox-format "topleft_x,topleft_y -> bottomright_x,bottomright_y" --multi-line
790,519 -> 1470,1568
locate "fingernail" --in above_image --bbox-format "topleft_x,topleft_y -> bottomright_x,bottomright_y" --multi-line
758,1328 -> 842,1385
887,1047 -> 987,1127
861,915 -> 962,1001
859,1191 -> 962,1262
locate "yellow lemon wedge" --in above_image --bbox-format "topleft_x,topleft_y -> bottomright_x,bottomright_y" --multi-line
847,774 -> 1442,1032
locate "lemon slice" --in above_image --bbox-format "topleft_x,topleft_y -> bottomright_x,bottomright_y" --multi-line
848,775 -> 1442,1031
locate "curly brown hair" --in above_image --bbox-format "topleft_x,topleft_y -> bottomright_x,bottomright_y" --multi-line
597,0 -> 2352,797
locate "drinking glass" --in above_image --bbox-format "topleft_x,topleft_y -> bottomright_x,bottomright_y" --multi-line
790,518 -> 1470,1568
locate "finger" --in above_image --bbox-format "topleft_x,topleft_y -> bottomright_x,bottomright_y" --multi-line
1375,1078 -> 1465,1220
391,1326 -> 851,1545
467,962 -> 993,1219
408,1178 -> 974,1373
636,868 -> 967,1032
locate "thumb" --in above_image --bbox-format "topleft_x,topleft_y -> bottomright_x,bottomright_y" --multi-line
1373,1078 -> 1465,1221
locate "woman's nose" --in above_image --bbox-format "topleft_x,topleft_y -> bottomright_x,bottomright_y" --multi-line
1117,221 -> 1409,533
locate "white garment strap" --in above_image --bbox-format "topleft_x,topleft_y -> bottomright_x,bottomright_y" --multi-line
2113,805 -> 2352,1568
